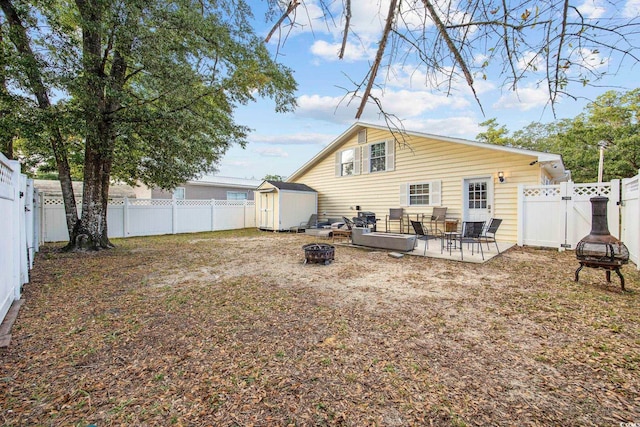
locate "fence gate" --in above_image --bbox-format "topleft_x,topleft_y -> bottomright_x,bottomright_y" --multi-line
518,180 -> 620,249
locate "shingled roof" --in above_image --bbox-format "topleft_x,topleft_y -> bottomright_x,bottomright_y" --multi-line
266,181 -> 316,192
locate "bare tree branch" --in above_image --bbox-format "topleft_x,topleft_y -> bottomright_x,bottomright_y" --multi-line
265,0 -> 300,43
339,0 -> 351,59
421,0 -> 484,115
356,0 -> 397,119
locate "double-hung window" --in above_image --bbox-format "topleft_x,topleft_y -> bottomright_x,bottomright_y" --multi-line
369,142 -> 386,172
335,147 -> 360,177
400,181 -> 441,206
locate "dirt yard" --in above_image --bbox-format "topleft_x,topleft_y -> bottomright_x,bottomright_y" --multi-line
1,229 -> 639,426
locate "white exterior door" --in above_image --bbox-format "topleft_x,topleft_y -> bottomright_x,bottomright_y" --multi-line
463,178 -> 493,222
259,192 -> 275,229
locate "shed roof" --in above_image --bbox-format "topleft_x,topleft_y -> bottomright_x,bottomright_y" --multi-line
261,181 -> 317,192
287,122 -> 569,182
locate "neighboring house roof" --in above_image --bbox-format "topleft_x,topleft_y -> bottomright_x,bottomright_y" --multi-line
189,174 -> 262,189
287,122 -> 569,182
258,181 -> 317,192
34,179 -> 138,198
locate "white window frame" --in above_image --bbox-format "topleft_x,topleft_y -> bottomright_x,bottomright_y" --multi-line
362,140 -> 394,174
227,191 -> 248,200
335,147 -> 361,177
173,187 -> 185,200
399,181 -> 441,206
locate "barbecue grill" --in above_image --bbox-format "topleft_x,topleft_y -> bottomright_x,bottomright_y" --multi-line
575,196 -> 629,290
354,211 -> 377,231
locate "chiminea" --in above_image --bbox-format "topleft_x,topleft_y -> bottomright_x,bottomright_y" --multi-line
575,196 -> 629,290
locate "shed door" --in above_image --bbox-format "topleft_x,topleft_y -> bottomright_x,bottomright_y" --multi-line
463,178 -> 493,222
259,191 -> 276,229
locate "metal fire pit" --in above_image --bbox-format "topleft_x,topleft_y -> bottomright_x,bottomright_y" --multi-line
303,243 -> 335,265
575,196 -> 629,290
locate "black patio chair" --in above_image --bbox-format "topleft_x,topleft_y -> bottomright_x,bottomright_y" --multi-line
455,221 -> 486,261
411,220 -> 436,255
479,218 -> 502,253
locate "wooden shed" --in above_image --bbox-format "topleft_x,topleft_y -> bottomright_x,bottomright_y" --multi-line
255,181 -> 317,231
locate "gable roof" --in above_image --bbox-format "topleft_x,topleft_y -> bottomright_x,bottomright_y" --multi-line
287,122 -> 569,182
189,174 -> 261,189
260,181 -> 317,192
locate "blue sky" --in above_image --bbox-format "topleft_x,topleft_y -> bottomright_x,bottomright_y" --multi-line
216,0 -> 640,180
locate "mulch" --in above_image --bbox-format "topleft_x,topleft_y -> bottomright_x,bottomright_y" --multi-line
1,229 -> 638,426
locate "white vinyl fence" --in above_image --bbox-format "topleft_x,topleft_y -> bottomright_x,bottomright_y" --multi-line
621,171 -> 640,267
0,154 -> 36,325
518,180 -> 621,249
39,196 -> 256,243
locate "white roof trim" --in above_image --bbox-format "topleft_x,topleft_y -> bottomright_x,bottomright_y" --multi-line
287,122 -> 566,181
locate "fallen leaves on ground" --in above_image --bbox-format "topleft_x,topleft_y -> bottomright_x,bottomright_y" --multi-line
1,229 -> 639,426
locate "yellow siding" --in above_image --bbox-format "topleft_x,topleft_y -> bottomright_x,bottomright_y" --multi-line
292,128 -> 542,243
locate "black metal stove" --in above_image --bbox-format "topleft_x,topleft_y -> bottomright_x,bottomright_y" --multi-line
575,196 -> 629,290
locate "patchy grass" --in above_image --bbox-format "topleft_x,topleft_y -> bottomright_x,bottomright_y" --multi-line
1,229 -> 639,426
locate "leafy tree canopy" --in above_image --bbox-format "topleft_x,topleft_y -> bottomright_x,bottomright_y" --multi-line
477,89 -> 640,183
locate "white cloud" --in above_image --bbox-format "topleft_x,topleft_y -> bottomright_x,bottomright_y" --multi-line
571,47 -> 609,71
401,116 -> 483,139
493,86 -> 550,111
250,132 -> 334,146
310,40 -> 375,62
623,0 -> 640,17
253,147 -> 289,158
575,0 -> 607,18
517,51 -> 545,73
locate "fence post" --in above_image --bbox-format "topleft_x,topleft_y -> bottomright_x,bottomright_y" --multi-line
517,184 -> 524,246
123,197 -> 129,237
172,197 -> 178,234
610,179 -> 621,238
210,199 -> 216,231
9,160 -> 21,300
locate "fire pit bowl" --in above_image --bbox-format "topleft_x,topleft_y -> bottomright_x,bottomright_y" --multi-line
575,196 -> 629,290
303,243 -> 335,265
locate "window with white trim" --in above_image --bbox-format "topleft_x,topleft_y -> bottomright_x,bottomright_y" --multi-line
335,147 -> 360,177
340,148 -> 354,176
227,191 -> 248,200
400,181 -> 441,206
173,187 -> 185,200
370,142 -> 386,172
362,140 -> 394,174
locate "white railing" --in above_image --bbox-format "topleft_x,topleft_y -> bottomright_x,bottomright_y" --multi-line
38,196 -> 256,243
621,171 -> 640,268
0,154 -> 36,325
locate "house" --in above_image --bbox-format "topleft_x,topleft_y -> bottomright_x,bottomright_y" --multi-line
255,181 -> 318,231
34,180 -> 139,198
144,175 -> 262,200
286,122 -> 570,243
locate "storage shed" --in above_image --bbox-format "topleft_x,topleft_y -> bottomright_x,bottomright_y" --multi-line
255,181 -> 317,231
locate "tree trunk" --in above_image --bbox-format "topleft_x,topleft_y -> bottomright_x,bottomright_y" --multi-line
0,0 -> 79,236
67,0 -> 116,250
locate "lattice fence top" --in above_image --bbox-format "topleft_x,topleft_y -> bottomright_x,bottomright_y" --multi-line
42,196 -> 256,207
129,198 -> 172,206
572,183 -> 611,197
523,186 -> 561,198
0,159 -> 13,186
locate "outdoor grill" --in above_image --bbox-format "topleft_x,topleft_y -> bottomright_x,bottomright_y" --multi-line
355,211 -> 377,231
575,196 -> 629,290
303,243 -> 335,265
